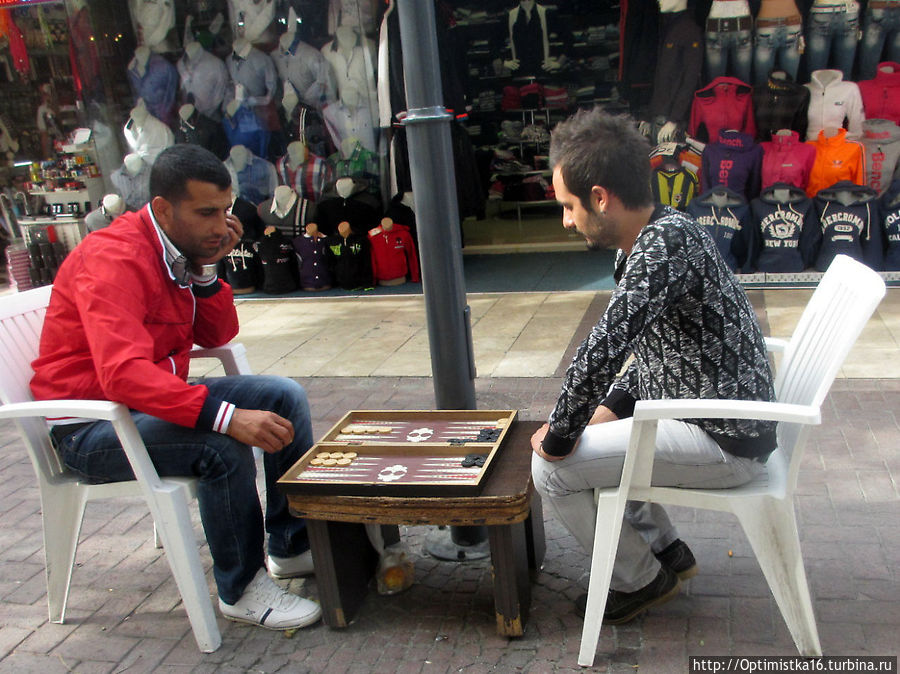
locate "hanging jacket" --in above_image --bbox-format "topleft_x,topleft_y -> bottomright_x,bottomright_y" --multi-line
700,130 -> 763,200
881,179 -> 900,270
811,181 -> 884,271
688,76 -> 756,144
806,128 -> 866,198
749,183 -> 818,273
368,222 -> 420,283
861,119 -> 900,196
858,62 -> 900,126
753,71 -> 810,143
761,130 -> 817,192
686,187 -> 753,272
805,69 -> 866,141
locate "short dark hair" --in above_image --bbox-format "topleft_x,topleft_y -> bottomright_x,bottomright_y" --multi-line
549,108 -> 653,211
149,144 -> 232,203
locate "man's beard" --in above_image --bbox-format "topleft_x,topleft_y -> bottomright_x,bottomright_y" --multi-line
582,210 -> 617,251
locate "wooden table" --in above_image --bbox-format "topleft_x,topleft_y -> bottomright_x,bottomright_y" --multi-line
282,420 -> 545,636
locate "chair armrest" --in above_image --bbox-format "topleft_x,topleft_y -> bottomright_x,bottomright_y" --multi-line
0,399 -> 125,422
633,398 -> 820,425
190,342 -> 251,376
764,337 -> 788,353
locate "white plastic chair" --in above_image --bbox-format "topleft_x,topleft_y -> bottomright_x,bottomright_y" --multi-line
0,284 -> 253,653
578,254 -> 886,666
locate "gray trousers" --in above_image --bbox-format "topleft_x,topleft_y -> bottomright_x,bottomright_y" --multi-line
531,418 -> 764,591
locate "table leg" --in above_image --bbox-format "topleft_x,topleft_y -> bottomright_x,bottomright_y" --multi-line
307,520 -> 380,628
525,491 -> 546,573
487,520 -> 531,637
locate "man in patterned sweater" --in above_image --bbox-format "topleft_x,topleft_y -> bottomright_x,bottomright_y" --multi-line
531,108 -> 776,624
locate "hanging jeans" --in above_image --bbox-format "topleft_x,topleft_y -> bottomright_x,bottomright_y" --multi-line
706,16 -> 753,84
54,375 -> 312,605
754,18 -> 803,85
859,4 -> 900,79
805,4 -> 861,78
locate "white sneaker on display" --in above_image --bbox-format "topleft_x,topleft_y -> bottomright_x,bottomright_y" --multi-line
219,567 -> 321,630
268,550 -> 315,579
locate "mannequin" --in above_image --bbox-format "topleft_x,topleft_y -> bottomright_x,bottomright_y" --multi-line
329,135 -> 379,188
321,26 -> 377,151
704,0 -> 753,84
686,185 -> 753,272
123,100 -> 174,164
505,1 -> 561,75
276,140 -> 332,202
292,221 -> 333,291
749,182 -> 815,273
110,153 -> 151,211
753,68 -> 810,142
368,215 -> 420,286
806,124 -> 866,197
324,218 -> 373,290
179,103 -> 195,122
128,45 -> 178,126
257,184 -> 309,238
177,39 -> 228,120
175,102 -> 228,159
805,69 -> 865,141
253,224 -> 299,294
224,37 -> 280,137
130,0 -> 176,51
228,0 -> 276,44
753,0 -> 803,86
273,18 -> 336,109
272,184 -> 298,217
335,176 -> 355,199
287,140 -> 307,169
646,0 -> 703,143
859,2 -> 900,79
312,176 -> 381,235
806,0 -> 860,79
225,144 -> 279,205
84,194 -> 126,232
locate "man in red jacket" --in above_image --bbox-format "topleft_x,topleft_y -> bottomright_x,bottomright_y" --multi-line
30,145 -> 321,630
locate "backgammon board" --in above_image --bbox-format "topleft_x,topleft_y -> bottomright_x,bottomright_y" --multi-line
277,410 -> 518,497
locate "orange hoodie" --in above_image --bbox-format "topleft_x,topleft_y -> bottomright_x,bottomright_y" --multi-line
805,128 -> 865,198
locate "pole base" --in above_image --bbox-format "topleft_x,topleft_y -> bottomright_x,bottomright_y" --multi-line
424,525 -> 490,561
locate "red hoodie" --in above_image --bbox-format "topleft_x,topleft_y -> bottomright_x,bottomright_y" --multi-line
858,61 -> 900,125
689,76 -> 756,143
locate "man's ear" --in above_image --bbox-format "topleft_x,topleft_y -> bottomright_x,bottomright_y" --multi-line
151,195 -> 173,230
590,185 -> 610,214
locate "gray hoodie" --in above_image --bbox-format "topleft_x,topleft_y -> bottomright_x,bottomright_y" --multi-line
861,119 -> 900,196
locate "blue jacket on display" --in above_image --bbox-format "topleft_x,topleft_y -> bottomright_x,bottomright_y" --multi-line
811,181 -> 884,272
750,183 -> 818,273
686,187 -> 754,272
881,179 -> 900,271
701,129 -> 763,201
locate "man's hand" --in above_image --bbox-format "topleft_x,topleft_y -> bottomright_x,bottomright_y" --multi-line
227,408 -> 294,454
191,211 -> 243,270
531,423 -> 569,462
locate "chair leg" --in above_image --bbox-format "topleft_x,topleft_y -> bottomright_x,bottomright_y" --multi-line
153,523 -> 162,549
732,499 -> 822,656
40,483 -> 88,624
578,491 -> 629,667
147,482 -> 221,653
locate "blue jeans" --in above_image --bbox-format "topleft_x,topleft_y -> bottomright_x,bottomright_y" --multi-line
55,375 -> 312,604
805,6 -> 860,78
754,23 -> 802,85
859,6 -> 900,80
706,27 -> 753,83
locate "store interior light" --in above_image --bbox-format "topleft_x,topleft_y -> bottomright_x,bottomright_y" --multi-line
13,161 -> 33,168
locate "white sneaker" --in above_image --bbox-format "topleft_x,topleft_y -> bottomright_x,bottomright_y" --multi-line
268,550 -> 315,579
219,568 -> 321,630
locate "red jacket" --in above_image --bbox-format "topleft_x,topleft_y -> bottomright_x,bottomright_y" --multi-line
368,223 -> 420,283
689,76 -> 756,144
858,61 -> 900,126
30,206 -> 239,430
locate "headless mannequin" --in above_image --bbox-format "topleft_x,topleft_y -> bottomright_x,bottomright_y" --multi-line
286,140 -> 307,170
124,152 -> 144,176
225,39 -> 253,119
230,144 -> 250,173
338,220 -> 352,239
103,193 -> 125,217
85,193 -> 125,232
271,184 -> 297,218
129,99 -> 150,129
505,0 -> 557,74
335,176 -> 355,199
334,26 -> 364,108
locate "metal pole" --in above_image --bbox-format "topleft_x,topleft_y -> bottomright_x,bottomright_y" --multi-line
396,0 -> 486,559
395,0 -> 476,411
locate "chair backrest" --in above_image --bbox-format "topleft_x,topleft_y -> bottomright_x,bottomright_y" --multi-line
773,255 -> 885,483
0,285 -> 65,481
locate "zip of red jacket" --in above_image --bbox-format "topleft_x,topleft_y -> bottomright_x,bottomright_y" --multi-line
30,206 -> 239,431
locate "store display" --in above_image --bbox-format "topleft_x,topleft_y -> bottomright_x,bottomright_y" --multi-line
175,104 -> 229,160
225,144 -> 278,206
753,70 -> 810,143
704,0 -> 753,85
689,76 -> 756,144
254,226 -> 298,294
325,220 -> 372,290
127,46 -> 179,128
858,61 -> 900,125
686,186 -> 753,272
882,179 -> 900,270
313,176 -> 381,235
761,129 -> 817,191
130,0 -> 176,51
292,222 -> 333,291
806,127 -> 865,198
753,0 -> 803,86
700,129 -> 762,200
805,0 -> 860,78
123,100 -> 175,165
178,41 -> 229,120
368,217 -> 419,286
110,153 -> 151,212
257,184 -> 310,238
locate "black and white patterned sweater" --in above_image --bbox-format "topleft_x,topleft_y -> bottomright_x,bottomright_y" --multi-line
542,205 -> 777,459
